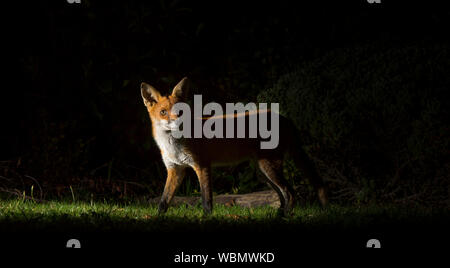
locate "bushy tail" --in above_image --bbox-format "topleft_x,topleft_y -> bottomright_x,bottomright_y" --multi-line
289,125 -> 329,206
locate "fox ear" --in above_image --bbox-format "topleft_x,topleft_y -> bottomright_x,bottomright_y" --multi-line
141,82 -> 161,106
171,77 -> 190,99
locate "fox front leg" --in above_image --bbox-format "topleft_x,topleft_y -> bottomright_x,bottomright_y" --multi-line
193,165 -> 213,214
158,166 -> 185,214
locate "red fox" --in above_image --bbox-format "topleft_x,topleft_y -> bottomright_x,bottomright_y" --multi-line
141,77 -> 328,215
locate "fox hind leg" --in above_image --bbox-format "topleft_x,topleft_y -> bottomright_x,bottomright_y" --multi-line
258,158 -> 296,216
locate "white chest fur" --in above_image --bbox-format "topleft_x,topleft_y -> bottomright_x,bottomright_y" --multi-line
153,128 -> 194,168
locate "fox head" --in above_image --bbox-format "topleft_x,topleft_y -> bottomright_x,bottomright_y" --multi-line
141,77 -> 190,132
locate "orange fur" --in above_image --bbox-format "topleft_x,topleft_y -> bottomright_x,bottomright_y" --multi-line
141,77 -> 328,215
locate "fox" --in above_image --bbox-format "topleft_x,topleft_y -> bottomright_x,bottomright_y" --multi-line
140,77 -> 328,216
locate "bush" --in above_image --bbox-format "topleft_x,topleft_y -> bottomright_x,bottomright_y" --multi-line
258,44 -> 449,205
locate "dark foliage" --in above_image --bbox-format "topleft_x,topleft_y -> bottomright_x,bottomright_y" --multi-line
259,44 -> 449,205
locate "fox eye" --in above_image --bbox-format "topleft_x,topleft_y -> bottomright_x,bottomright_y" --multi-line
160,109 -> 167,116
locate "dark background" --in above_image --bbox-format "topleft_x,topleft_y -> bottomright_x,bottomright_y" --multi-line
1,0 -> 449,206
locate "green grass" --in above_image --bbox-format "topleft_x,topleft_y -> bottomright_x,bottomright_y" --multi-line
0,199 -> 447,233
